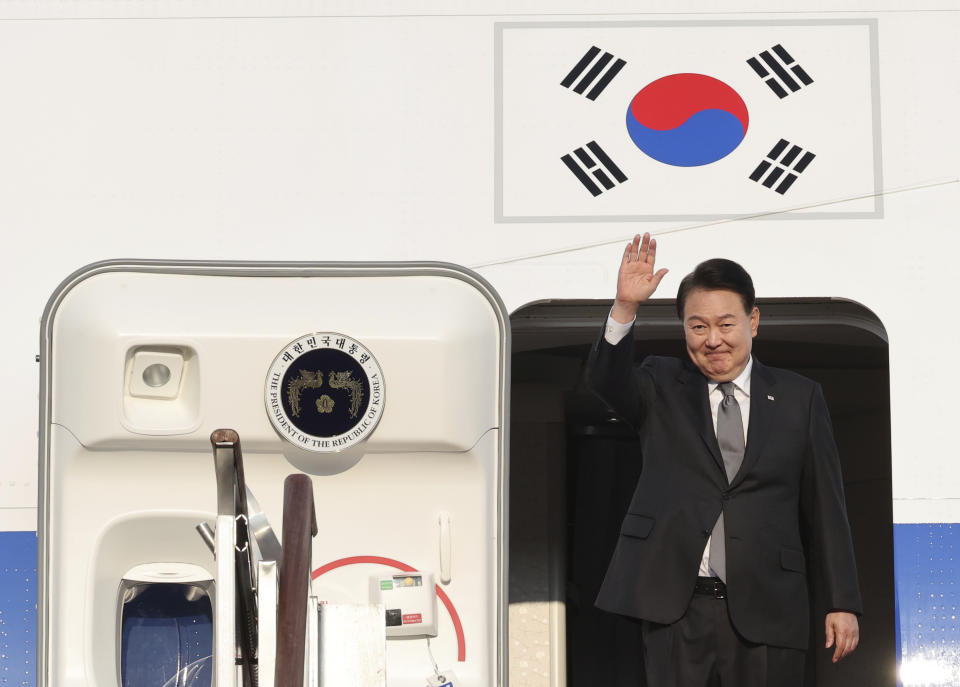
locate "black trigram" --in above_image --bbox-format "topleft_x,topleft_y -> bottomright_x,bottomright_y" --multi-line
561,46 -> 626,100
747,45 -> 813,98
561,141 -> 627,196
749,139 -> 815,194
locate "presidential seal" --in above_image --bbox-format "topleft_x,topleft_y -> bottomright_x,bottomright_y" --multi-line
265,333 -> 385,452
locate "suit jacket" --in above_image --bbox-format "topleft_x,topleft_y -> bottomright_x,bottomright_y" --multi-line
585,325 -> 862,650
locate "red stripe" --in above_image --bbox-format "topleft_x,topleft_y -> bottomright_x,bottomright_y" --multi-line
434,586 -> 466,663
312,555 -> 467,662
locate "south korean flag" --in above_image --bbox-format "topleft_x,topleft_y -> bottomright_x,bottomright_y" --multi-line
496,19 -> 881,222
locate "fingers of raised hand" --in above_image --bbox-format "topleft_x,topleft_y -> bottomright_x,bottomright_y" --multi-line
646,239 -> 657,267
623,234 -> 643,263
638,232 -> 660,264
624,233 -> 656,266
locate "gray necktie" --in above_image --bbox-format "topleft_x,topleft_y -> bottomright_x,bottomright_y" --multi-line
708,382 -> 746,582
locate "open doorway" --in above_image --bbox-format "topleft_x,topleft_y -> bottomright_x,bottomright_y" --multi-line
508,299 -> 894,687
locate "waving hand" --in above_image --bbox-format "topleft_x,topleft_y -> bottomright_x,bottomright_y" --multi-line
611,233 -> 669,323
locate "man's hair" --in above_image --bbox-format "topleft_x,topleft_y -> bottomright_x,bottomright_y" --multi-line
676,258 -> 756,319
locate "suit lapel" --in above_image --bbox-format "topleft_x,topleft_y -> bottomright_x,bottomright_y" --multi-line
676,362 -> 725,476
730,358 -> 776,489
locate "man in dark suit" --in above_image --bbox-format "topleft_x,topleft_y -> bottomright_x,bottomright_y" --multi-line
586,233 -> 861,686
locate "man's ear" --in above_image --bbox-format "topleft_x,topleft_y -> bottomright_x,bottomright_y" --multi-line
750,306 -> 760,338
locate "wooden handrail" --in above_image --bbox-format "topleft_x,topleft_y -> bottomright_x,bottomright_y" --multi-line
274,474 -> 318,687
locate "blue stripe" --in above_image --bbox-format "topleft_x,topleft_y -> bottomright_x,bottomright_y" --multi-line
894,523 -> 960,686
0,531 -> 37,686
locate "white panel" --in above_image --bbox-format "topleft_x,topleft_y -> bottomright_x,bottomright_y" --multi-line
309,431 -> 502,685
318,604 -> 387,686
41,264 -> 506,687
50,269 -> 501,451
0,508 -> 37,531
893,499 -> 960,526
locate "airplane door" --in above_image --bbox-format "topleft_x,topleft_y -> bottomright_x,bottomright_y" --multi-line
38,262 -> 509,687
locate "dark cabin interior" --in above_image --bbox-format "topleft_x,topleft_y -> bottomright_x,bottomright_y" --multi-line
509,299 -> 895,687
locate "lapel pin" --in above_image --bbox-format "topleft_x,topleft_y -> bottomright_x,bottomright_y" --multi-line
767,394 -> 775,401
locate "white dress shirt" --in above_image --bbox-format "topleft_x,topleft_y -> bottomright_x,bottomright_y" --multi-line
604,313 -> 752,577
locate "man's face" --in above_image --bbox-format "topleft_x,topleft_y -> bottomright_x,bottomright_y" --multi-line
683,288 -> 759,382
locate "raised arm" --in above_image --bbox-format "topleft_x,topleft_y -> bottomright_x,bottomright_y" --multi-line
611,232 -> 670,323
584,233 -> 669,432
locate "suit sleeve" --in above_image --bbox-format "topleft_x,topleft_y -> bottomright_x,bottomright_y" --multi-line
802,383 -> 864,615
583,322 -> 655,433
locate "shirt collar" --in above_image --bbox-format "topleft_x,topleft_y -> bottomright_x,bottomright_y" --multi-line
708,356 -> 753,397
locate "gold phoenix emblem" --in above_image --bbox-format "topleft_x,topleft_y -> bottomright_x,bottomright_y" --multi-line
328,371 -> 364,418
286,369 -> 364,419
287,370 -> 323,418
